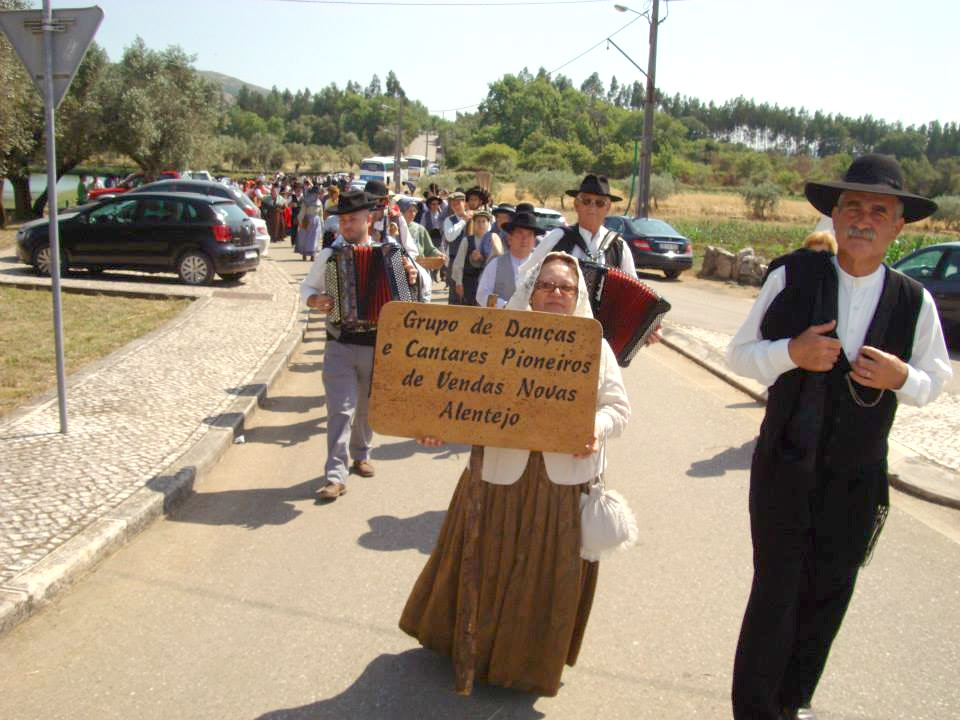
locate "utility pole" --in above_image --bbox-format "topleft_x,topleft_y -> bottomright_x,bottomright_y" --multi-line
638,0 -> 660,218
393,101 -> 403,192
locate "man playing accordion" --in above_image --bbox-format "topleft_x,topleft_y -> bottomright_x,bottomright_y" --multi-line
301,190 -> 423,501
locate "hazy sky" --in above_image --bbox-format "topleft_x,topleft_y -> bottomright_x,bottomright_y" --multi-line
63,0 -> 959,127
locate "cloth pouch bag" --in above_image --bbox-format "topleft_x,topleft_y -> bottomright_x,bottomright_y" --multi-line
579,475 -> 638,561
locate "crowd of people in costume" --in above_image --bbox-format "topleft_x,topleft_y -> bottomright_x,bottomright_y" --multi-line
285,158 -> 952,720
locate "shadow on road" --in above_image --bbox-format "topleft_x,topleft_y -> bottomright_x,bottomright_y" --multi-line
165,478 -> 316,529
686,439 -> 755,478
371,438 -> 469,462
244,414 -> 327,447
357,511 -> 446,555
253,649 -> 545,720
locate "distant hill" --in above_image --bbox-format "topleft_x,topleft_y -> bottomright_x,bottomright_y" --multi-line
199,71 -> 271,100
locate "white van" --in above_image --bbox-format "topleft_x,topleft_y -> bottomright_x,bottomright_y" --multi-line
406,154 -> 427,179
359,156 -> 408,187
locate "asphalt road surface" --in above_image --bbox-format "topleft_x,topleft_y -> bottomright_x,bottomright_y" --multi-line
2,275 -> 959,719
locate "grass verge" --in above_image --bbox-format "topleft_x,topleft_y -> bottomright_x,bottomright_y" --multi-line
0,288 -> 189,418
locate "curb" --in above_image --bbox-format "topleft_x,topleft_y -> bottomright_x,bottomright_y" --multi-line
660,323 -> 960,509
0,294 -> 306,638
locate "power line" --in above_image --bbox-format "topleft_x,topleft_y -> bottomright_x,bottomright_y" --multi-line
430,14 -> 644,115
269,0 -> 612,6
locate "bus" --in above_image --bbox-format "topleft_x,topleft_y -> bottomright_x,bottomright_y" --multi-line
406,154 -> 427,179
359,156 -> 408,187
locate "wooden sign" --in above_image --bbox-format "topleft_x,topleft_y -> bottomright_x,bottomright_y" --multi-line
369,302 -> 602,454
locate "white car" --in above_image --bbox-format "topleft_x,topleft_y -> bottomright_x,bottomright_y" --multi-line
251,216 -> 270,256
183,170 -> 214,182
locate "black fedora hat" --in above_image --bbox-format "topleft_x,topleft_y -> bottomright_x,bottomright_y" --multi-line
565,173 -> 622,202
364,179 -> 390,199
327,190 -> 377,215
504,208 -> 541,234
804,153 -> 937,223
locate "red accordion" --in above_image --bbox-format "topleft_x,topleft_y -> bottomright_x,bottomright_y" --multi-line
579,260 -> 671,367
325,243 -> 417,330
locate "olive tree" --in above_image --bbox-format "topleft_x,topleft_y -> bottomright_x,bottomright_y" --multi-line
100,38 -> 220,178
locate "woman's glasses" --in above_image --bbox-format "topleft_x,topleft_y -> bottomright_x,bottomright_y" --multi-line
533,281 -> 578,296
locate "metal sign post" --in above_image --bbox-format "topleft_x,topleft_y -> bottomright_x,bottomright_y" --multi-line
0,4 -> 103,434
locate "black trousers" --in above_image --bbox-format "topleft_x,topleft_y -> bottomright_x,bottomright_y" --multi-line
732,454 -> 885,719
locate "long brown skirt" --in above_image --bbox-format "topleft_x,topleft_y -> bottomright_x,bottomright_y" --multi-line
399,449 -> 598,696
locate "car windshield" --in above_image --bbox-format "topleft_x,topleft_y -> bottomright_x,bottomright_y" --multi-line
624,218 -> 683,238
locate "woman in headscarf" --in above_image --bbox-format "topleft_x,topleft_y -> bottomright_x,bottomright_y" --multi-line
295,183 -> 323,261
400,251 -> 631,697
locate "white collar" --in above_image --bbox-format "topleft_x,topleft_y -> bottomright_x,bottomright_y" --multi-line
833,256 -> 885,289
578,225 -> 606,244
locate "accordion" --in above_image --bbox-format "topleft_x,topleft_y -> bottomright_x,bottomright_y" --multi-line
579,260 -> 671,367
325,243 -> 417,330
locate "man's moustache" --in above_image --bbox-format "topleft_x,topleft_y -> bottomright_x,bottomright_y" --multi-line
847,227 -> 876,240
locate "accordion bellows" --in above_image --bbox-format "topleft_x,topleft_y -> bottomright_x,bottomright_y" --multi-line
325,243 -> 416,330
580,260 -> 671,367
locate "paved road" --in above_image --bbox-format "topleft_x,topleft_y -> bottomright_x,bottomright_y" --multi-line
1,264 -> 958,718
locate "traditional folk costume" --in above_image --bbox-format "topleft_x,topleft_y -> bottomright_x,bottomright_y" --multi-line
400,254 -> 631,696
261,191 -> 287,244
300,191 -> 426,495
450,228 -> 499,306
523,175 -> 637,277
475,207 -> 540,308
726,155 -> 952,720
295,187 -> 323,260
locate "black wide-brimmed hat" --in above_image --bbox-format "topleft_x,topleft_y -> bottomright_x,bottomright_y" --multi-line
364,180 -> 390,199
804,153 -> 937,223
327,190 -> 377,215
565,173 -> 622,202
504,208 -> 541,233
492,203 -> 516,215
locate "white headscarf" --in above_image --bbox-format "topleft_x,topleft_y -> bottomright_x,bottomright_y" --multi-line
505,251 -> 593,320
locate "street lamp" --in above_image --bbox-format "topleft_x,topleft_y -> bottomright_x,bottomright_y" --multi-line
615,1 -> 663,218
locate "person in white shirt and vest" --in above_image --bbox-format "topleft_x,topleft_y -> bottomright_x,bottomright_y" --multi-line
300,190 -> 421,501
523,174 -> 637,276
442,191 -> 471,303
476,206 -> 540,308
726,154 -> 953,720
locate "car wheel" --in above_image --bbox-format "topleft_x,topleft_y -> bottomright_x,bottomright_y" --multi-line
218,272 -> 246,281
32,243 -> 69,277
177,251 -> 214,285
664,269 -> 681,279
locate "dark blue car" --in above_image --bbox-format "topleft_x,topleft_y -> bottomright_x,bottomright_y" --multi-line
603,215 -> 693,279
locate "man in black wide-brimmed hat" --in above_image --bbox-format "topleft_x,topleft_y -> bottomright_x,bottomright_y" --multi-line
523,173 -> 637,276
300,190 -> 423,501
727,154 -> 952,720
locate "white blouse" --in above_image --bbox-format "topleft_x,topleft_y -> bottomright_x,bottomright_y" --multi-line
480,340 -> 631,485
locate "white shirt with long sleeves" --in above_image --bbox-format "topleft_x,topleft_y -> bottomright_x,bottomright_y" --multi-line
480,340 -> 631,485
476,253 -> 527,308
522,225 -> 638,277
442,215 -> 467,247
726,257 -> 952,407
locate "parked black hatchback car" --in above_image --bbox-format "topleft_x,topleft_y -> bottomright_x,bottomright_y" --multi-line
16,192 -> 259,285
603,215 -> 693,279
892,241 -> 960,346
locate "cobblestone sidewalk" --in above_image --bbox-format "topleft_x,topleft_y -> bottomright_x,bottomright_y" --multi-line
668,322 -> 960,472
0,258 -> 300,586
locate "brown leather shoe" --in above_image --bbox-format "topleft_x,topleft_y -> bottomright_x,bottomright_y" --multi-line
351,460 -> 375,477
317,481 -> 346,500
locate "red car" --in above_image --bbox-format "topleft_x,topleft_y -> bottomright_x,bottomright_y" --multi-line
87,170 -> 180,200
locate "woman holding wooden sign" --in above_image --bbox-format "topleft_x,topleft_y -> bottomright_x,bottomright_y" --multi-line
400,251 -> 632,697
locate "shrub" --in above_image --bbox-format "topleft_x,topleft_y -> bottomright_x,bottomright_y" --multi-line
649,173 -> 676,209
932,195 -> 960,230
739,181 -> 781,219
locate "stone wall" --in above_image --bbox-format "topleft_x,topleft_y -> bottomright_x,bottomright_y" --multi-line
698,246 -> 768,286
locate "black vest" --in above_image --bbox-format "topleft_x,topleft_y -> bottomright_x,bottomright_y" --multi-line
755,250 -> 923,471
554,224 -> 625,269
